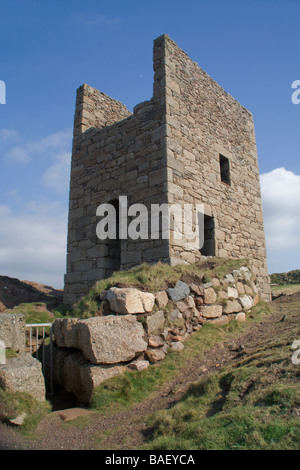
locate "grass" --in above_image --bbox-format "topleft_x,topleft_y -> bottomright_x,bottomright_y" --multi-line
0,389 -> 51,436
144,402 -> 299,450
5,349 -> 18,359
271,284 -> 300,295
8,302 -> 56,324
6,301 -> 73,325
141,301 -> 300,451
90,300 -> 271,414
0,259 -> 281,443
142,374 -> 300,450
73,258 -> 248,318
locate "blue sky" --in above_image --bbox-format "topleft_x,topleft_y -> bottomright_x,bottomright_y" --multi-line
0,0 -> 299,287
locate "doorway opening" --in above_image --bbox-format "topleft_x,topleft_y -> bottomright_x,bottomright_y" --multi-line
201,215 -> 215,256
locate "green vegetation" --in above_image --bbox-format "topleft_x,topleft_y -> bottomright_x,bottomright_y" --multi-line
271,269 -> 300,285
143,376 -> 299,450
91,301 -> 271,414
0,390 -> 51,436
142,303 -> 300,451
8,301 -> 72,324
73,258 -> 248,318
2,262 -> 298,448
5,349 -> 18,359
10,302 -> 56,324
271,284 -> 300,296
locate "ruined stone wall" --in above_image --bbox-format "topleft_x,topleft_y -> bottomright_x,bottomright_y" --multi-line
64,34 -> 271,305
157,35 -> 270,300
73,84 -> 132,136
64,61 -> 170,305
58,265 -> 259,404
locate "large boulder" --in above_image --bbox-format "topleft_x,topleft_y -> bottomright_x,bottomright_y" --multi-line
51,318 -> 79,348
63,352 -> 125,403
107,287 -> 155,314
77,315 -> 147,364
52,315 -> 148,365
0,313 -> 25,354
0,353 -> 45,401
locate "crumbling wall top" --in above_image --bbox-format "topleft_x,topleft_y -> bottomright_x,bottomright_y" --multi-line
73,83 -> 132,136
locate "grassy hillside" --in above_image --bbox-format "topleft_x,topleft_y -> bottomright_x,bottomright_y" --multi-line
1,261 -> 299,450
142,293 -> 300,450
271,269 -> 300,285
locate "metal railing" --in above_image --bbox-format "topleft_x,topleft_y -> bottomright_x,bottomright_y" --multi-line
25,323 -> 54,395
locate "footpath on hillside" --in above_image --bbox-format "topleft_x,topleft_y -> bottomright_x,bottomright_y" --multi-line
0,290 -> 299,451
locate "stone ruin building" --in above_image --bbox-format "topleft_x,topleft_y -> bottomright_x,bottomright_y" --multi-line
63,34 -> 271,305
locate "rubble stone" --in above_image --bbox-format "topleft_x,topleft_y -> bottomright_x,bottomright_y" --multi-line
167,281 -> 190,302
0,353 -> 45,401
107,287 -> 155,314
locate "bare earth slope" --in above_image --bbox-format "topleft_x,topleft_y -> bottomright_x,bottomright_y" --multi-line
0,275 -> 63,312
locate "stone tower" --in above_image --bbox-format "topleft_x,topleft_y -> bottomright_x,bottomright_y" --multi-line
64,34 -> 271,305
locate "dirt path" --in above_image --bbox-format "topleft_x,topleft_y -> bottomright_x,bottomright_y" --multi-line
0,340 -> 237,450
0,293 -> 299,450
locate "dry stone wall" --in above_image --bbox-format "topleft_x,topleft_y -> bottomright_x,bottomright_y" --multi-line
54,265 -> 260,404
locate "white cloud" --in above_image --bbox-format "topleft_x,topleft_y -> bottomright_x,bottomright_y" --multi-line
0,204 -> 11,217
5,146 -> 31,164
0,128 -> 72,288
5,189 -> 18,199
260,167 -> 300,274
0,128 -> 20,144
42,152 -> 71,194
4,128 -> 72,166
78,14 -> 120,26
0,203 -> 67,288
34,130 -> 72,153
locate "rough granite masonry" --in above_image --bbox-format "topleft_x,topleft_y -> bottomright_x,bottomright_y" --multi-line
64,34 -> 271,305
